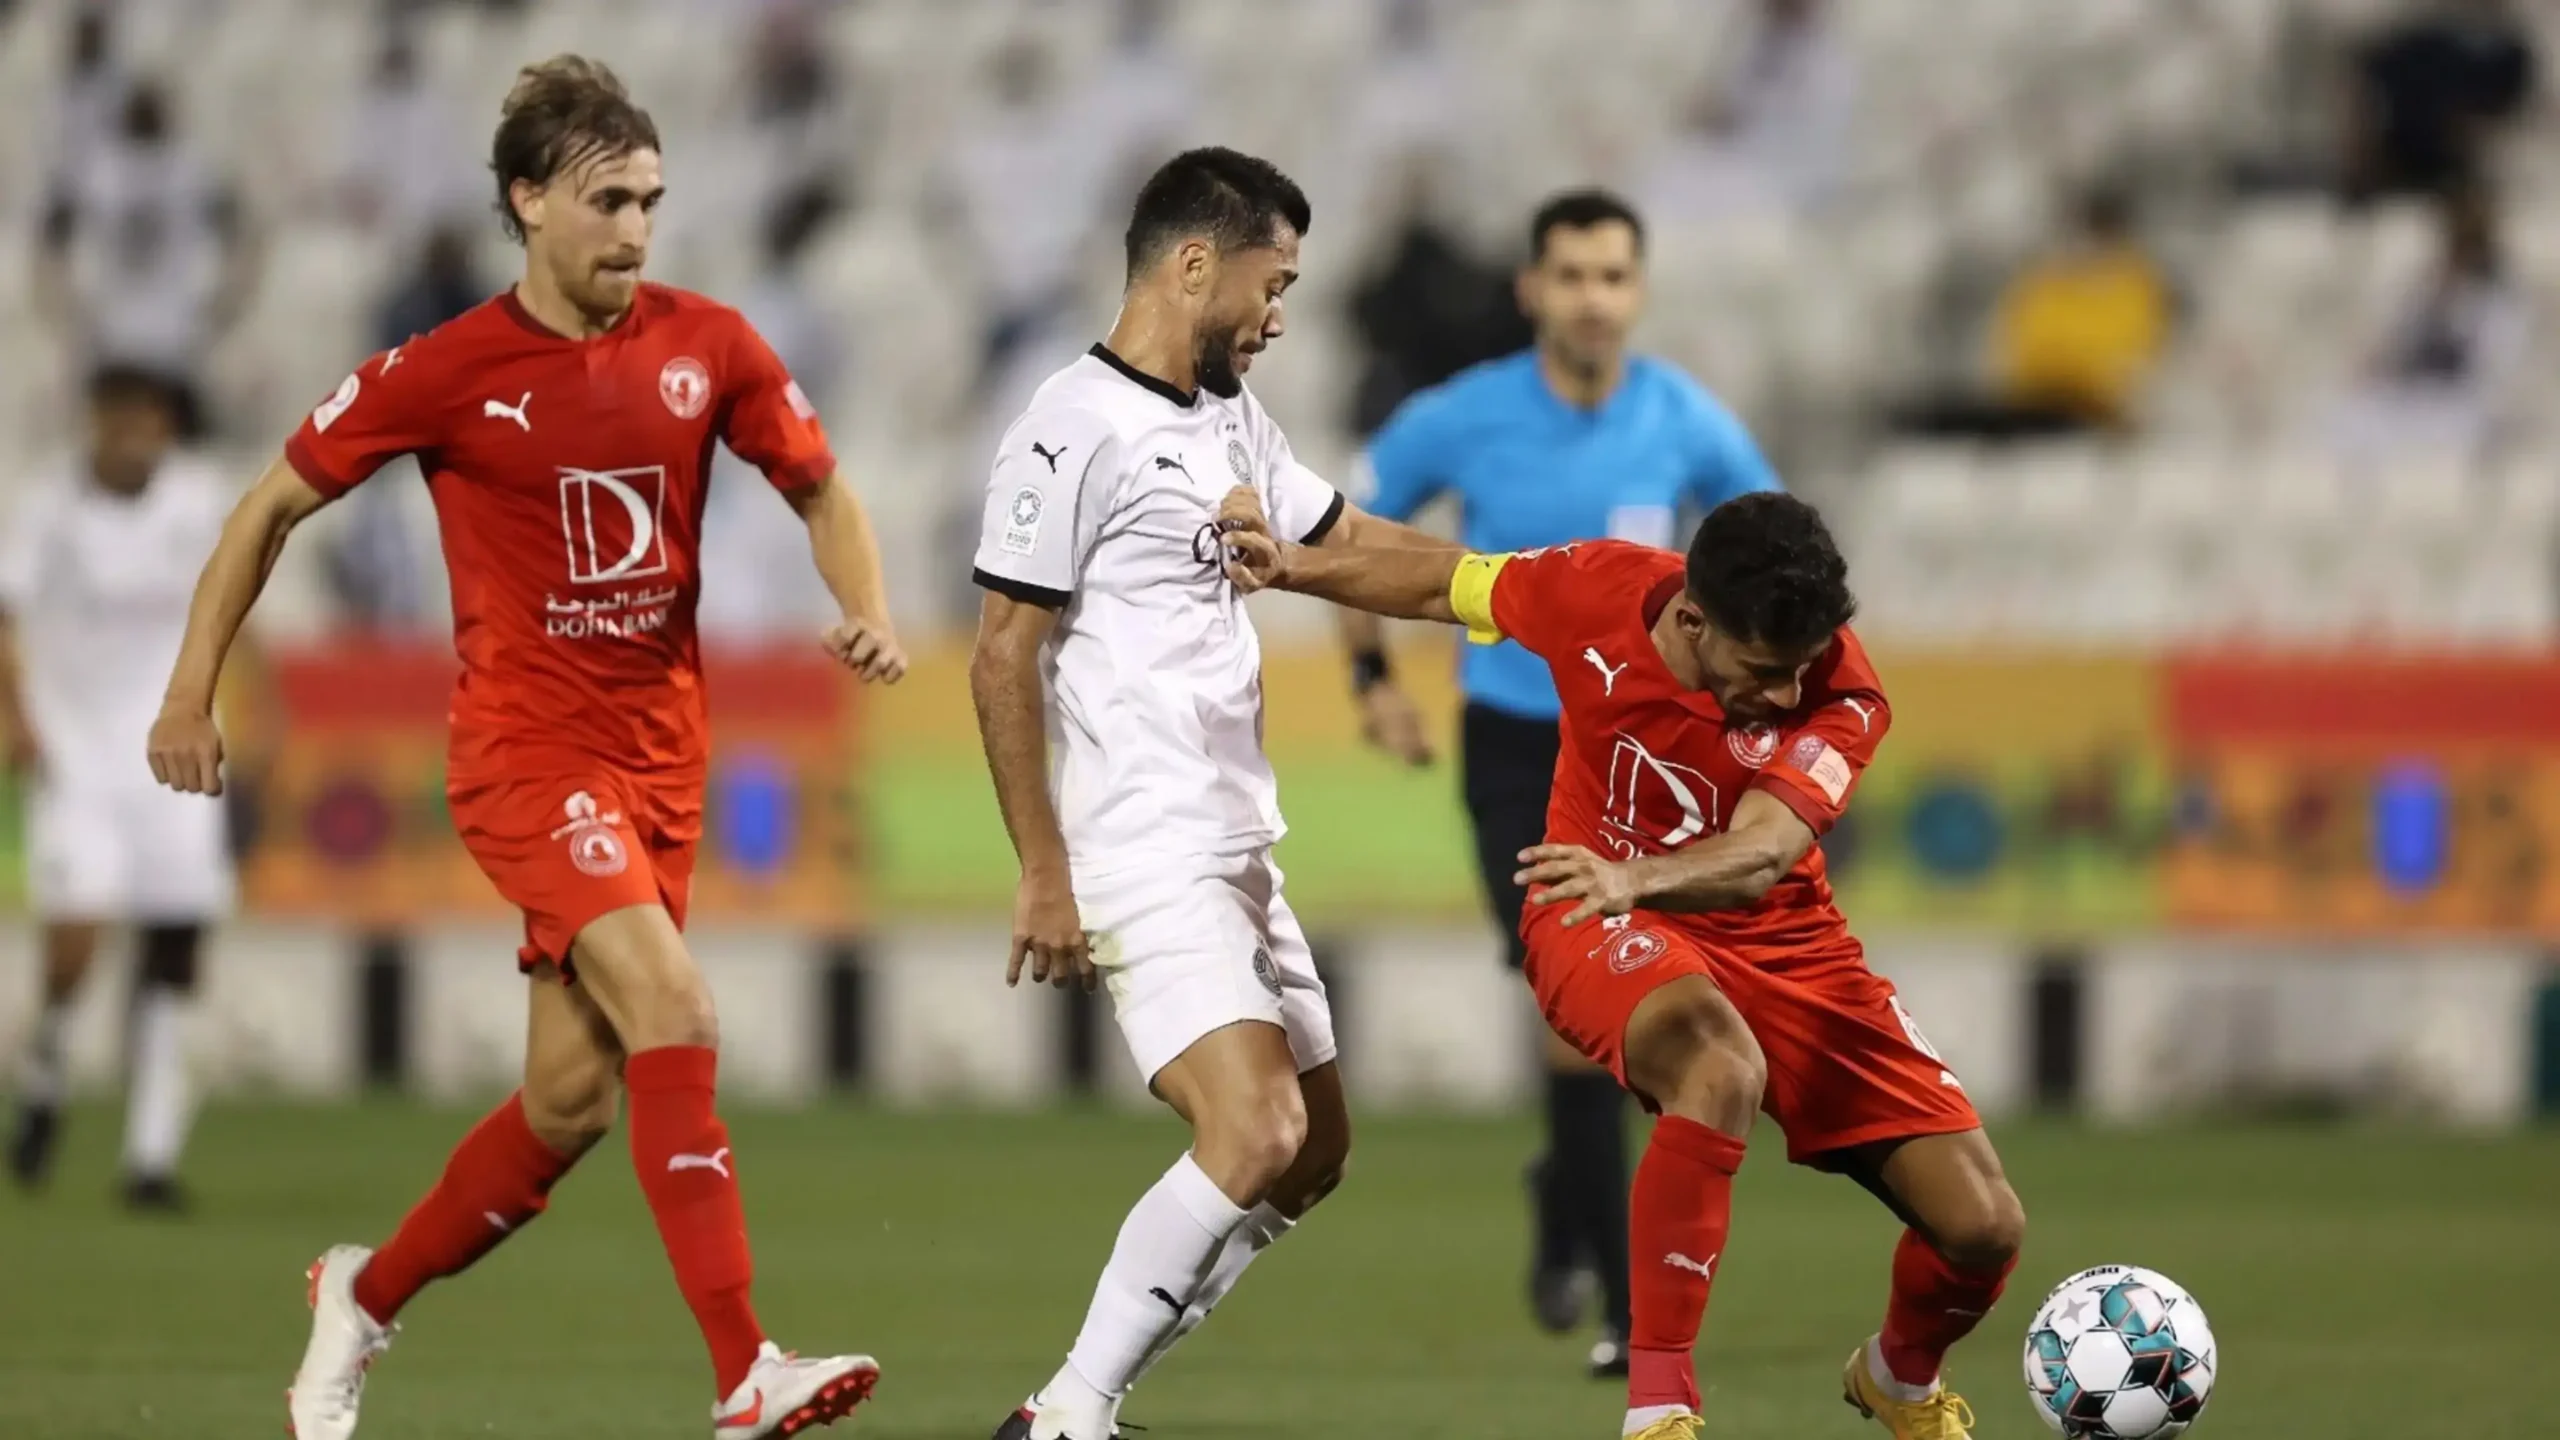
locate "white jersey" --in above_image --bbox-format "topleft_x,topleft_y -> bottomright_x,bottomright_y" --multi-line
971,345 -> 1344,871
0,454 -> 232,786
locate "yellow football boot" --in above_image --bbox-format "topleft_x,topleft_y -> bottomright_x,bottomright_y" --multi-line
1627,1412 -> 1705,1440
1842,1341 -> 1976,1439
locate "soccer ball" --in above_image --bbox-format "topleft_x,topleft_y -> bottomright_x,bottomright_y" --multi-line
2022,1264 -> 2217,1438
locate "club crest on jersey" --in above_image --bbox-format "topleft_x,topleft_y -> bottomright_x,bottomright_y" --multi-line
1251,945 -> 1282,997
1227,438 -> 1254,486
659,356 -> 711,419
313,373 -> 361,433
550,791 -> 629,878
1605,927 -> 1668,974
1726,722 -> 1780,769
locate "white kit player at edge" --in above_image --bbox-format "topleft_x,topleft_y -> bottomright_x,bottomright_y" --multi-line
1,366 -> 244,1210
965,149 -> 1440,1440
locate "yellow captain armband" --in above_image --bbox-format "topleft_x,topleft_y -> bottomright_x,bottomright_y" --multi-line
1449,552 -> 1513,645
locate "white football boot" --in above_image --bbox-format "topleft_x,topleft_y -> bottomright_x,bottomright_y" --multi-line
287,1245 -> 396,1439
711,1340 -> 881,1439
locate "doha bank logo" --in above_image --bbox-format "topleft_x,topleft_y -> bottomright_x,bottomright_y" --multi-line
558,466 -> 670,584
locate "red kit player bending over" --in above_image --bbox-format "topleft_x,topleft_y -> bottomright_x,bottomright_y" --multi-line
1224,492 -> 2026,1440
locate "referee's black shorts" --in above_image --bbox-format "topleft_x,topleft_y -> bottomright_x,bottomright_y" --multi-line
1459,700 -> 1563,970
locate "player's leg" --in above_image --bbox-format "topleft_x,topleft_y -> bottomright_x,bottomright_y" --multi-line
1128,1057 -> 1352,1386
1614,971 -> 1764,1436
290,968 -> 614,1440
566,901 -> 879,1433
1835,1131 -> 2026,1426
1023,1018 -> 1304,1437
117,923 -> 203,1208
1734,946 -> 2008,1437
1463,702 -> 1629,1341
7,918 -> 103,1188
115,779 -> 238,1207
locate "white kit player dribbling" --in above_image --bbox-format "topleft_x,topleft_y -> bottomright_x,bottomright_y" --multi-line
967,150 -> 1438,1440
2,368 -> 238,1208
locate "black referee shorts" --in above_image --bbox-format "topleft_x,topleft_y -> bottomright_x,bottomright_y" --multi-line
1460,701 -> 1563,970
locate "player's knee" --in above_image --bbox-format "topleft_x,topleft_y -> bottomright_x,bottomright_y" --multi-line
1201,1086 -> 1308,1197
521,1066 -> 620,1153
1937,1182 -> 2027,1271
627,974 -> 720,1052
1631,989 -> 1766,1120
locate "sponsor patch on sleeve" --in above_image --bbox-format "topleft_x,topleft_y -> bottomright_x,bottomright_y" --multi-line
1787,734 -> 1853,805
312,373 -> 361,433
1000,484 -> 1045,556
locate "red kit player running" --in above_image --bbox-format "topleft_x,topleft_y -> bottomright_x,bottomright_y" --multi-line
144,58 -> 902,1440
1224,493 -> 2025,1440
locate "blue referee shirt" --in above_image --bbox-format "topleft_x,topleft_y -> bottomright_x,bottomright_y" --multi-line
1361,350 -> 1782,721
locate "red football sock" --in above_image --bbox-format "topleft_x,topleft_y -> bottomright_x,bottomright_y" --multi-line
626,1045 -> 765,1397
1626,1116 -> 1749,1415
1877,1228 -> 2016,1388
353,1092 -> 576,1324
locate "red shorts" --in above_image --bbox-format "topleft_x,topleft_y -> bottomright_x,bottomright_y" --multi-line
1522,906 -> 1980,1165
446,765 -> 700,976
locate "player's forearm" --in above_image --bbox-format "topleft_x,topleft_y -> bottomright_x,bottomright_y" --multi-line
1628,795 -> 1816,913
163,470 -> 313,716
1279,543 -> 1466,625
969,637 -> 1072,876
796,474 -> 894,629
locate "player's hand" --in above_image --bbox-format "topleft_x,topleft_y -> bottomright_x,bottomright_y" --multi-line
1008,869 -> 1096,992
1217,484 -> 1270,537
146,708 -> 227,796
1358,681 -> 1435,767
821,615 -> 908,684
1222,529 -> 1292,594
1517,844 -> 1644,927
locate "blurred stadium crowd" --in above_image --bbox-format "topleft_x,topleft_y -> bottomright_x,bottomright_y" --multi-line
0,0 -> 2554,646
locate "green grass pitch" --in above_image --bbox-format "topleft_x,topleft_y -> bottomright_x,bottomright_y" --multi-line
3,1104 -> 2554,1438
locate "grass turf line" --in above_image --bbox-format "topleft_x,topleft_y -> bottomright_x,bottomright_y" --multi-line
2,1104 -> 2554,1438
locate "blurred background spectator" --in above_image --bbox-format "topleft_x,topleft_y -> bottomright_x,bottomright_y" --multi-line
2344,0 -> 2538,202
1345,151 -> 1531,437
1638,0 -> 1858,223
33,78 -> 258,439
2321,182 -> 2532,463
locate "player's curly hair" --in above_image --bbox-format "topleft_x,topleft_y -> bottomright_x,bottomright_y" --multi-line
490,54 -> 661,243
1685,492 -> 1856,655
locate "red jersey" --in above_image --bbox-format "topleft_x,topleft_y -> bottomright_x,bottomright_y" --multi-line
1467,540 -> 1888,956
284,284 -> 835,779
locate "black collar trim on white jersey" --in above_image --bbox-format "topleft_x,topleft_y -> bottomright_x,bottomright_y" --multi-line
1088,344 -> 1197,409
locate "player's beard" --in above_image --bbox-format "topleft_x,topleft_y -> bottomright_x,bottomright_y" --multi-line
1194,327 -> 1246,400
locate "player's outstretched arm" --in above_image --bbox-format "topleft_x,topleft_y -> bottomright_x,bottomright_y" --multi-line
784,474 -> 907,684
969,591 -> 1094,993
148,456 -> 329,796
1224,529 -> 1469,626
1517,790 -> 1818,926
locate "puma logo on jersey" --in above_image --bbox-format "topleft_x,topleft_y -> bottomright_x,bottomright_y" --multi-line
1584,647 -> 1629,695
1030,441 -> 1068,472
1153,454 -> 1194,480
1842,697 -> 1877,733
667,1147 -> 732,1178
483,392 -> 533,432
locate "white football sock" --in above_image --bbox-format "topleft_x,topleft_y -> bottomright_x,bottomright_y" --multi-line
1037,1152 -> 1246,1434
1867,1333 -> 1940,1402
1128,1200 -> 1295,1388
18,1001 -> 69,1106
1624,1404 -> 1695,1435
121,986 -> 194,1178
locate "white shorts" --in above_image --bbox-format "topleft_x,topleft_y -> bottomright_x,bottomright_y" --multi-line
1079,848 -> 1335,1084
27,778 -> 235,923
